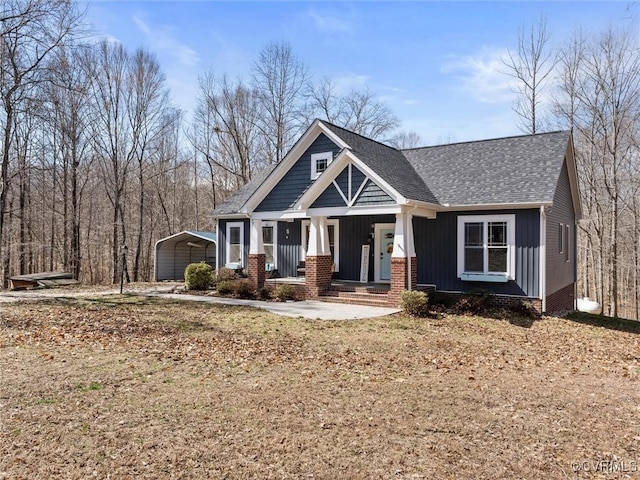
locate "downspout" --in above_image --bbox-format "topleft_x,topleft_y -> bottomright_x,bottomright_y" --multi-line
540,206 -> 547,313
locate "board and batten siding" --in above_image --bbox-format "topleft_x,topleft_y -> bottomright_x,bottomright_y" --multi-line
413,209 -> 541,297
334,214 -> 396,281
255,134 -> 340,212
545,160 -> 576,296
276,220 -> 302,278
217,219 -> 250,269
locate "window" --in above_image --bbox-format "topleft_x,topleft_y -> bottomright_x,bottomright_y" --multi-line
559,223 -> 564,253
225,222 -> 244,267
565,224 -> 570,262
457,215 -> 515,282
262,222 -> 277,270
301,219 -> 339,272
311,152 -> 333,179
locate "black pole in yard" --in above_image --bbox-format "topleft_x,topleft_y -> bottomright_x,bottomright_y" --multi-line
120,244 -> 128,294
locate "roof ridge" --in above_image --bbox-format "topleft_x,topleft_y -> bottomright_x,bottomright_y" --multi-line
317,118 -> 401,153
401,130 -> 570,152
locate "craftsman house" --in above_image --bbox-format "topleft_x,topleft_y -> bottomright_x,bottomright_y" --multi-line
213,119 -> 580,313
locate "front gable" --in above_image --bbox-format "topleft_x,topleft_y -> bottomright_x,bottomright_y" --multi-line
310,164 -> 394,209
255,133 -> 341,212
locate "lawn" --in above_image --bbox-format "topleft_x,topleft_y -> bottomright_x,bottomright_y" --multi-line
1,297 -> 639,479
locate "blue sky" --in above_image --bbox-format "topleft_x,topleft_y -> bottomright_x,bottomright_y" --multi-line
85,1 -> 636,145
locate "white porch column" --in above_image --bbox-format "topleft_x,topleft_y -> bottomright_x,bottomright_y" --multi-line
391,212 -> 416,258
308,216 -> 330,256
249,218 -> 264,254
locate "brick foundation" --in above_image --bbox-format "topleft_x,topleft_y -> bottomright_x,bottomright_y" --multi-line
546,282 -> 575,314
247,253 -> 266,289
388,257 -> 417,305
433,291 -> 543,315
305,255 -> 333,299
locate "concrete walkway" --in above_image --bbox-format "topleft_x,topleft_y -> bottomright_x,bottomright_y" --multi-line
0,286 -> 400,321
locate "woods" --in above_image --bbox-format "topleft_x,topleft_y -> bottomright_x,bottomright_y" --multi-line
1,1 -> 639,320
503,21 -> 640,320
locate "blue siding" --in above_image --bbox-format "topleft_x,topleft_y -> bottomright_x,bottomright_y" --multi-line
217,219 -> 250,269
256,134 -> 340,212
353,180 -> 394,206
546,160 -> 576,295
334,215 -> 396,281
311,183 -> 347,208
277,220 -> 302,278
335,167 -> 350,196
413,209 -> 540,297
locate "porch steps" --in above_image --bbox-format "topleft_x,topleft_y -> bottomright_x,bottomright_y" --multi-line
318,284 -> 391,307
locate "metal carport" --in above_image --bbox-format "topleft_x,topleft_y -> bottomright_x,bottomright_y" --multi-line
154,231 -> 216,281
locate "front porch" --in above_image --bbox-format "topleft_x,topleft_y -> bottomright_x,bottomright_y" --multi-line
264,277 -> 434,308
248,210 -> 423,307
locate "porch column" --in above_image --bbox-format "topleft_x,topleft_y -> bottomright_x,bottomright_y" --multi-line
305,216 -> 333,299
248,218 -> 265,289
389,212 -> 417,304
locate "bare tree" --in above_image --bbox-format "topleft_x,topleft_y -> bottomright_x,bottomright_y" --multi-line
195,71 -> 262,189
0,0 -> 83,286
304,77 -> 400,141
388,131 -> 423,149
502,15 -> 556,134
252,41 -> 308,164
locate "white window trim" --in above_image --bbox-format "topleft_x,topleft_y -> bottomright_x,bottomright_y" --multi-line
262,221 -> 277,270
225,221 -> 244,267
457,214 -> 516,282
311,152 -> 333,179
301,219 -> 340,272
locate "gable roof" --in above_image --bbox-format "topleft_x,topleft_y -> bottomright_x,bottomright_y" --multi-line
321,122 -> 439,205
212,165 -> 276,216
212,120 -> 575,216
402,130 -> 571,207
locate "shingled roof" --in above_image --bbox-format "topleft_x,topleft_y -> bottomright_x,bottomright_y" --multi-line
402,130 -> 571,206
212,165 -> 276,216
213,121 -> 571,216
321,122 -> 439,204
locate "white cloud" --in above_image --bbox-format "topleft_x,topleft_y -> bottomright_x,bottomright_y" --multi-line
331,72 -> 371,94
307,9 -> 354,35
132,15 -> 200,67
441,47 -> 515,104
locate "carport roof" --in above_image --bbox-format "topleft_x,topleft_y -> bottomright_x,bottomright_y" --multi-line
155,231 -> 216,246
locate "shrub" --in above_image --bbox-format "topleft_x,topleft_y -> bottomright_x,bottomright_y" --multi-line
275,284 -> 298,302
454,289 -> 495,315
233,279 -> 256,299
257,286 -> 272,301
509,300 -> 540,319
216,280 -> 235,296
399,290 -> 429,317
184,262 -> 214,290
215,267 -> 238,283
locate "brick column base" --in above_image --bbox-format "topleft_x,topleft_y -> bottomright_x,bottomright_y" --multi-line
388,257 -> 417,306
305,255 -> 333,299
248,253 -> 266,289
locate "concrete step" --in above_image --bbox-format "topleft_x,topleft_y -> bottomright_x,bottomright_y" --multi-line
319,290 -> 392,307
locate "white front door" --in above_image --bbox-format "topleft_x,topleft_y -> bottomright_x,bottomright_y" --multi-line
374,223 -> 395,282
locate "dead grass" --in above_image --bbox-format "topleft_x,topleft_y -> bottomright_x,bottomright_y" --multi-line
1,297 -> 639,479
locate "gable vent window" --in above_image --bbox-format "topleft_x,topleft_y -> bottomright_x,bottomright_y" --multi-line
311,152 -> 333,179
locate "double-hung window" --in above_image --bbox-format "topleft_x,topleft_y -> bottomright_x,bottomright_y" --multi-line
226,222 -> 244,267
262,222 -> 277,270
457,215 -> 515,282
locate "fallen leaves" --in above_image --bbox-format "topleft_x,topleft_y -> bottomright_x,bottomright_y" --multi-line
1,297 -> 639,479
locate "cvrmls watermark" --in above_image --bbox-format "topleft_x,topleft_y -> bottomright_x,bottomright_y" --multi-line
571,459 -> 638,473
